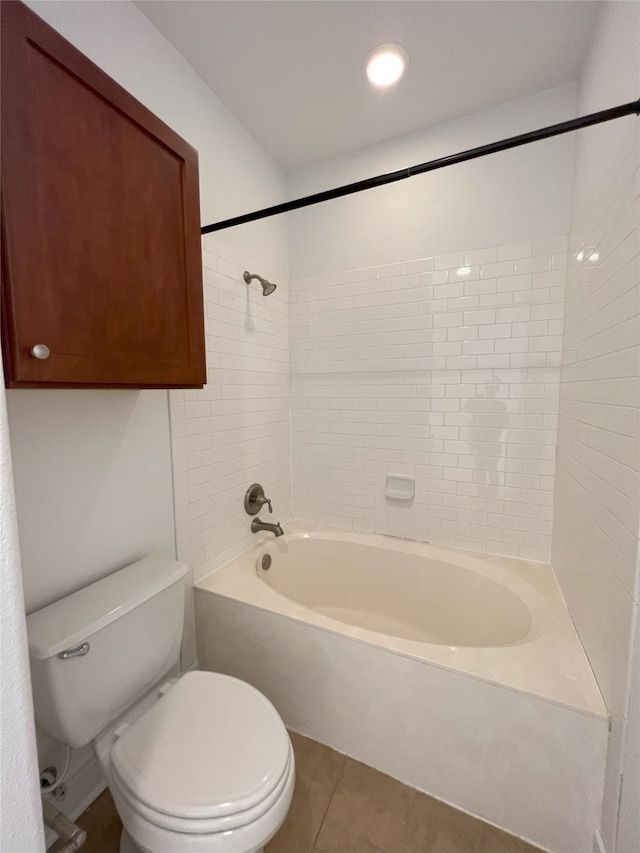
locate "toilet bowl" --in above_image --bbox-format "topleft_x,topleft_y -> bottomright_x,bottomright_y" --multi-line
26,556 -> 295,853
94,671 -> 295,853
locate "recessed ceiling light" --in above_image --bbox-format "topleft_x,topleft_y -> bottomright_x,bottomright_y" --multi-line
364,43 -> 409,89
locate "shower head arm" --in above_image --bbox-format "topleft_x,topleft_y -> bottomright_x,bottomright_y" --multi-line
243,271 -> 267,286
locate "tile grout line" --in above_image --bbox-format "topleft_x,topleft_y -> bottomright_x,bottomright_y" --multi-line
308,753 -> 349,853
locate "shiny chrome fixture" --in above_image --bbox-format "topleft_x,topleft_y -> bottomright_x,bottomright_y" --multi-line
244,270 -> 277,296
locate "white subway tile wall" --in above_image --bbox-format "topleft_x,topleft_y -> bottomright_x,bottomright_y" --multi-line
290,237 -> 567,560
170,236 -> 291,665
552,132 -> 639,723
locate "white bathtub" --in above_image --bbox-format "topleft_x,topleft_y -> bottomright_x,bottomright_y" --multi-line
195,522 -> 608,853
257,533 -> 537,647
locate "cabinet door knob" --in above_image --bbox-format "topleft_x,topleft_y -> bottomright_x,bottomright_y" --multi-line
30,344 -> 51,360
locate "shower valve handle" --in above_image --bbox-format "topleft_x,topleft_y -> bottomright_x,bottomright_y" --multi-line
244,483 -> 273,515
255,495 -> 272,513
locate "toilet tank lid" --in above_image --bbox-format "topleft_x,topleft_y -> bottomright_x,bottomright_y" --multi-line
26,556 -> 188,659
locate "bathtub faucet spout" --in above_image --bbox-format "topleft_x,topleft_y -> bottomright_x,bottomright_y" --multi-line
251,517 -> 284,538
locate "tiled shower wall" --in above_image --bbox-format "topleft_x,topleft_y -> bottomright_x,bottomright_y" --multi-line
170,235 -> 291,664
552,126 -> 639,848
291,237 -> 567,561
553,134 -> 638,717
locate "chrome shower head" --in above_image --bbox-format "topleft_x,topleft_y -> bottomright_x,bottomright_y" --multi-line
243,270 -> 277,296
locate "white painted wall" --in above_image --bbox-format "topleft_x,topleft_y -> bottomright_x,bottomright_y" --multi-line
10,391 -> 176,614
5,0 -> 289,827
551,3 -> 640,853
0,368 -> 45,852
287,84 -> 577,278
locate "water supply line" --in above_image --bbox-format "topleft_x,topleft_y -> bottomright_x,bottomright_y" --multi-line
40,744 -> 72,793
43,796 -> 86,853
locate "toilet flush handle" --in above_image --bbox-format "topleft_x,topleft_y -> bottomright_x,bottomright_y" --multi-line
58,642 -> 90,659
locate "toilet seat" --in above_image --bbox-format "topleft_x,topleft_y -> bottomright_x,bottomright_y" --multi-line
110,757 -> 295,853
111,746 -> 293,835
109,671 -> 291,833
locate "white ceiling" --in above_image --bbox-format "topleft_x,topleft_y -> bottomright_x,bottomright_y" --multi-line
136,1 -> 601,172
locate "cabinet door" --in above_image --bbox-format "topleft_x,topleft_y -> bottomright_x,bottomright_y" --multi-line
1,1 -> 206,388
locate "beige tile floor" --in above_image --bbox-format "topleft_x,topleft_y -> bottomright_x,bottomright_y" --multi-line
70,732 -> 542,853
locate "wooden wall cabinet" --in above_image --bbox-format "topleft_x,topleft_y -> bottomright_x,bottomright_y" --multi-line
1,1 -> 206,388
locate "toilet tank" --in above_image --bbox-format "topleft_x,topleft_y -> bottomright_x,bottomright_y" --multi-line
26,556 -> 188,748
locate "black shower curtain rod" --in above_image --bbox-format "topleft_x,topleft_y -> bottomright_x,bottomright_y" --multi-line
201,98 -> 640,235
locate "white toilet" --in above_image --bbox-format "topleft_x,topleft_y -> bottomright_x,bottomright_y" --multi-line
26,556 -> 295,853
